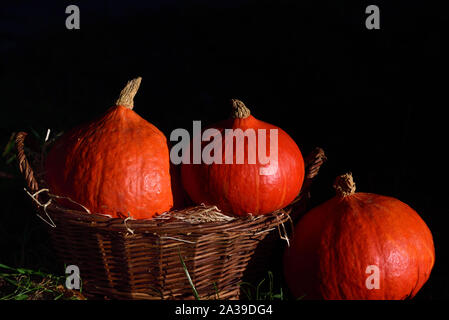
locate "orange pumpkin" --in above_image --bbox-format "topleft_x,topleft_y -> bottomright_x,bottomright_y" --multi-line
45,77 -> 173,219
181,99 -> 305,216
283,173 -> 435,300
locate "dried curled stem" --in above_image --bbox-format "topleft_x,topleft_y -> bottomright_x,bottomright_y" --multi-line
115,77 -> 142,109
333,172 -> 356,197
231,99 -> 251,119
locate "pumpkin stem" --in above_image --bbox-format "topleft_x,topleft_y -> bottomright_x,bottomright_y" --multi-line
333,173 -> 356,197
115,77 -> 142,109
231,99 -> 251,119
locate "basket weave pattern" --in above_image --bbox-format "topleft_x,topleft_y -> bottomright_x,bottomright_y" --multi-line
16,132 -> 325,300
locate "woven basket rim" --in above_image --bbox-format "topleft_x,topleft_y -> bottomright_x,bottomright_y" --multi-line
40,199 -> 294,234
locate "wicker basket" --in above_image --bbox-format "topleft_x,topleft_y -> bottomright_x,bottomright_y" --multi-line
15,131 -> 325,300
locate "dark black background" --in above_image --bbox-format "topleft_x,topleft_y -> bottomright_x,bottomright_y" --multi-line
1,0 -> 447,299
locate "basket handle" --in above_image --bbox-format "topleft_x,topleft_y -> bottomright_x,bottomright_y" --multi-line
15,132 -> 40,194
302,147 -> 326,193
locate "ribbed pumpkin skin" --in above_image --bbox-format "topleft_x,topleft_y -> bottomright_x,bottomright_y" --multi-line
45,105 -> 173,219
283,192 -> 435,300
181,115 -> 305,216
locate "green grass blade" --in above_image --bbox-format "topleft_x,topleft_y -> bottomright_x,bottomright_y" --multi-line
1,133 -> 16,158
178,252 -> 200,300
0,263 -> 16,271
213,282 -> 220,300
255,278 -> 265,300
